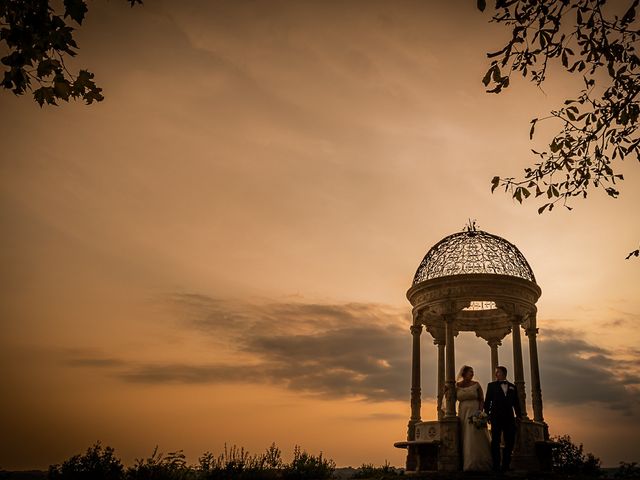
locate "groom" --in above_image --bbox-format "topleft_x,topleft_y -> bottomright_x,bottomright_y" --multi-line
484,366 -> 522,472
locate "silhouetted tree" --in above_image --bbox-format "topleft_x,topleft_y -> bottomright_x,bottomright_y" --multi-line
1,0 -> 142,106
551,434 -> 602,477
48,442 -> 124,480
614,461 -> 640,479
478,0 -> 639,258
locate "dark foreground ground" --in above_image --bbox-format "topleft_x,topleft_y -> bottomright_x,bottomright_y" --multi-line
0,468 -> 632,480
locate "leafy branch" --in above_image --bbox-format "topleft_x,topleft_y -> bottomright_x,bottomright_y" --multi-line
1,0 -> 142,106
479,0 -> 639,258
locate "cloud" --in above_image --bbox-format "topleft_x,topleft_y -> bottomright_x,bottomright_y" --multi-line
538,331 -> 640,414
67,294 -> 640,414
66,357 -> 127,368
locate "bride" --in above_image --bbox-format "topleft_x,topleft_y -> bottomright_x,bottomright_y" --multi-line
443,365 -> 493,471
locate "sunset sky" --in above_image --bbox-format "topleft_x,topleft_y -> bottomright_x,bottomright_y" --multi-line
1,0 -> 639,471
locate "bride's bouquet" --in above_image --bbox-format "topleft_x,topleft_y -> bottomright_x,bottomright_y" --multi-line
469,410 -> 488,429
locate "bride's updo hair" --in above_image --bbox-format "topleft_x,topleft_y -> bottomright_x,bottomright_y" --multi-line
457,365 -> 473,381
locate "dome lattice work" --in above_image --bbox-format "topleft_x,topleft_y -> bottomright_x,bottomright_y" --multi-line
413,229 -> 536,285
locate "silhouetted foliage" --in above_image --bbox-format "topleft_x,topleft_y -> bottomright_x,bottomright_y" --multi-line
614,461 -> 640,479
0,0 -> 142,106
551,434 -> 602,477
478,0 -> 639,258
351,461 -> 401,479
197,443 -> 283,480
46,442 -> 334,480
281,445 -> 336,480
127,448 -> 194,480
48,442 -> 124,480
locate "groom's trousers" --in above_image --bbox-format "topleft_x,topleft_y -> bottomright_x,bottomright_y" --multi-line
490,420 -> 516,470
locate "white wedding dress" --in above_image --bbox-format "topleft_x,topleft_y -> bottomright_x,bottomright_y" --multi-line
456,383 -> 493,471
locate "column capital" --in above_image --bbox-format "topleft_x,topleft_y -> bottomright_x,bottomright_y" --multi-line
525,327 -> 539,337
487,338 -> 502,348
410,324 -> 423,335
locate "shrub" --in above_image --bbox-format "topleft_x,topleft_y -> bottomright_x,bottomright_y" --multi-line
281,445 -> 335,480
551,434 -> 602,477
197,443 -> 277,480
614,462 -> 640,479
126,448 -> 194,480
351,461 -> 400,479
48,442 -> 124,480
48,442 -> 337,480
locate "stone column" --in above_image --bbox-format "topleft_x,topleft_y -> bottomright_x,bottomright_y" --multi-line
436,339 -> 445,420
444,316 -> 457,417
526,324 -> 544,423
407,324 -> 423,440
488,338 -> 501,377
511,316 -> 528,418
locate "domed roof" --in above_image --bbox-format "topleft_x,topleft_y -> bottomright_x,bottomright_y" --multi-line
412,227 -> 536,285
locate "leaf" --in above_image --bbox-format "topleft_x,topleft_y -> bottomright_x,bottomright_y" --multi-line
63,0 -> 88,24
622,0 -> 638,24
477,0 -> 487,12
514,188 -> 523,203
36,59 -> 61,78
626,249 -> 640,260
537,203 -> 549,214
529,118 -> 537,139
482,66 -> 495,87
33,87 -> 57,107
605,187 -> 619,198
54,79 -> 71,100
491,64 -> 502,83
491,176 -> 500,193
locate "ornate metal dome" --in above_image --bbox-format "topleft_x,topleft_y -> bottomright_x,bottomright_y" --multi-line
412,227 -> 536,285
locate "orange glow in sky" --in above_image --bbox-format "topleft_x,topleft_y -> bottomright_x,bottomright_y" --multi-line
1,0 -> 639,470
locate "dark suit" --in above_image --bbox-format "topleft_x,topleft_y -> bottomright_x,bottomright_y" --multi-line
484,380 -> 522,471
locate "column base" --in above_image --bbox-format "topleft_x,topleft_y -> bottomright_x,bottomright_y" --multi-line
395,418 -> 460,473
512,419 -> 550,471
436,417 -> 460,472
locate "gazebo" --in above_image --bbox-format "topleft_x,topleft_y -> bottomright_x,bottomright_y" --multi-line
394,224 -> 553,472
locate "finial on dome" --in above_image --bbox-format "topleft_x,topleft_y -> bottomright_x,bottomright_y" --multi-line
464,218 -> 478,233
